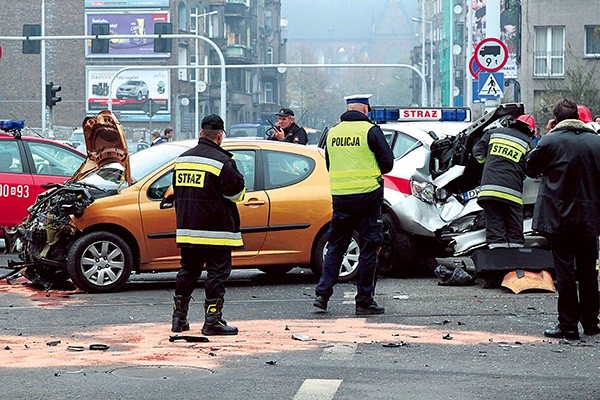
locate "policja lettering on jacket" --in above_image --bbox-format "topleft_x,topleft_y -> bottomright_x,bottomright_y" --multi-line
330,136 -> 361,147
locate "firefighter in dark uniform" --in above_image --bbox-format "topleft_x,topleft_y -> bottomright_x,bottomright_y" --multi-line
472,114 -> 536,248
313,94 -> 394,315
171,114 -> 246,336
268,107 -> 308,144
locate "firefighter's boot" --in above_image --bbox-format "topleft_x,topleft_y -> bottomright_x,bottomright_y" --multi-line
201,298 -> 238,336
171,295 -> 191,332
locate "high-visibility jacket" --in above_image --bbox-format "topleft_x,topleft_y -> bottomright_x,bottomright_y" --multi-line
473,126 -> 534,205
173,137 -> 246,248
327,120 -> 381,195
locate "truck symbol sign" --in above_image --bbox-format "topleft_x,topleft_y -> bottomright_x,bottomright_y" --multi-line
479,45 -> 501,58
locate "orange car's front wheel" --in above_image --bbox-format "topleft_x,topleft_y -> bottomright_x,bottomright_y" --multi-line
67,231 -> 133,293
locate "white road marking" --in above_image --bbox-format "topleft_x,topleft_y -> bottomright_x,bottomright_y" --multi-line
293,379 -> 343,400
320,343 -> 357,361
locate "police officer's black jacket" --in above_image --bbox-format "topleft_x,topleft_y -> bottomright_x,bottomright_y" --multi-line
268,122 -> 308,144
325,110 -> 394,211
173,137 -> 246,249
525,119 -> 600,236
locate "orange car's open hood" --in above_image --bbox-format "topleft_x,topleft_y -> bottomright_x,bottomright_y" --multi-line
68,110 -> 132,185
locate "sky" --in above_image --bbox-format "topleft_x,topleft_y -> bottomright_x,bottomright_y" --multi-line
281,0 -> 418,41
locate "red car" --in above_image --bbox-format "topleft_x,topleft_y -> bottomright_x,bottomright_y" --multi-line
0,120 -> 86,232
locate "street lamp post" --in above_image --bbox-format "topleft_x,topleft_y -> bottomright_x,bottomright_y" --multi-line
191,10 -> 218,136
412,17 -> 434,107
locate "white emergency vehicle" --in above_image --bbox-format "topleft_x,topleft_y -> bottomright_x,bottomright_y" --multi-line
370,104 -> 543,277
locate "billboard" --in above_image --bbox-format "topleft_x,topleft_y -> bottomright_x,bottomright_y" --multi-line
85,10 -> 170,58
86,66 -> 171,122
85,0 -> 169,8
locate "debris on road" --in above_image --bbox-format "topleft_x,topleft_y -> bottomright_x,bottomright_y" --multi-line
291,333 -> 314,341
169,335 -> 209,343
382,342 -> 409,348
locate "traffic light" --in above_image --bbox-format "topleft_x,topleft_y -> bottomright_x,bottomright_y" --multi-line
154,22 -> 172,53
45,82 -> 62,107
22,24 -> 41,54
91,23 -> 110,54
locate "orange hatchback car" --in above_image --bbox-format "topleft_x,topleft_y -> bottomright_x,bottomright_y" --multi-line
5,138 -> 360,292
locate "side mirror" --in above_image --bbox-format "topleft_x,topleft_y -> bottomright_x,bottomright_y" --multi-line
160,185 -> 175,209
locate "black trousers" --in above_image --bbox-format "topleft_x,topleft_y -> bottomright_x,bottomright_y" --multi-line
548,234 -> 599,330
315,205 -> 383,306
480,200 -> 524,247
175,246 -> 232,300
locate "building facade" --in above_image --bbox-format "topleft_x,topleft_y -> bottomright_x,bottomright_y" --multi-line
415,0 -> 600,119
520,0 -> 600,123
0,0 -> 285,139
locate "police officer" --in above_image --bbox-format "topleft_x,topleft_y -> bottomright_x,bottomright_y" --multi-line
313,94 -> 394,315
472,114 -> 536,249
171,114 -> 246,336
268,108 -> 308,144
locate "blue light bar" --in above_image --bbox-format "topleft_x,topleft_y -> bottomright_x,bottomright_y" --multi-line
0,119 -> 25,131
369,107 -> 471,123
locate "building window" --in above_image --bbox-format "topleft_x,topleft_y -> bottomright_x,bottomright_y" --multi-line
178,2 -> 188,31
267,47 -> 274,64
264,82 -> 274,103
534,26 -> 564,77
190,7 -> 199,34
585,25 -> 600,57
190,54 -> 197,81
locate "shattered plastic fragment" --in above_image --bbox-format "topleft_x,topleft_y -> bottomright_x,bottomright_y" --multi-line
46,340 -> 61,346
169,335 -> 209,343
89,344 -> 110,350
442,333 -> 453,340
291,333 -> 314,341
382,342 -> 408,348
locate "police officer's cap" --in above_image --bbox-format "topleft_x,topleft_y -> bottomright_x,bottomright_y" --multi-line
201,114 -> 224,130
344,94 -> 373,111
276,108 -> 294,117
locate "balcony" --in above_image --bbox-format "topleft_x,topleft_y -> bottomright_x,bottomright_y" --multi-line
225,0 -> 249,17
225,45 -> 253,63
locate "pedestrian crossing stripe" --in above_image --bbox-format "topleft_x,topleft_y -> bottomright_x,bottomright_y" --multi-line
479,73 -> 503,97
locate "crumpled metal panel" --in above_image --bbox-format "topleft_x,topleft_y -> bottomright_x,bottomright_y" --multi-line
69,110 -> 132,185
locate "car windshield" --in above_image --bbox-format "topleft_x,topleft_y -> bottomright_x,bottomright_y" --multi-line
77,143 -> 189,189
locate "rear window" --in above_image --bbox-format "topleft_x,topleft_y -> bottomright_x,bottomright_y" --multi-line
385,130 -> 421,159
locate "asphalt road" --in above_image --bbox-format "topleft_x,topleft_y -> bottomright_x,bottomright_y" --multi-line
0,250 -> 599,400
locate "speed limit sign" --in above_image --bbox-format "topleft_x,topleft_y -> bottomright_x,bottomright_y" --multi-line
474,38 -> 509,73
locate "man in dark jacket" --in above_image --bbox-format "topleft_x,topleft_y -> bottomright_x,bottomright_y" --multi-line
268,107 -> 308,144
473,114 -> 536,248
171,114 -> 246,336
313,94 -> 394,315
525,98 -> 600,340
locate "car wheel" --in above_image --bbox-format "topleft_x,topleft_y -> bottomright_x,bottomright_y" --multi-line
311,231 -> 360,283
378,212 -> 418,277
67,231 -> 133,293
137,92 -> 143,101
